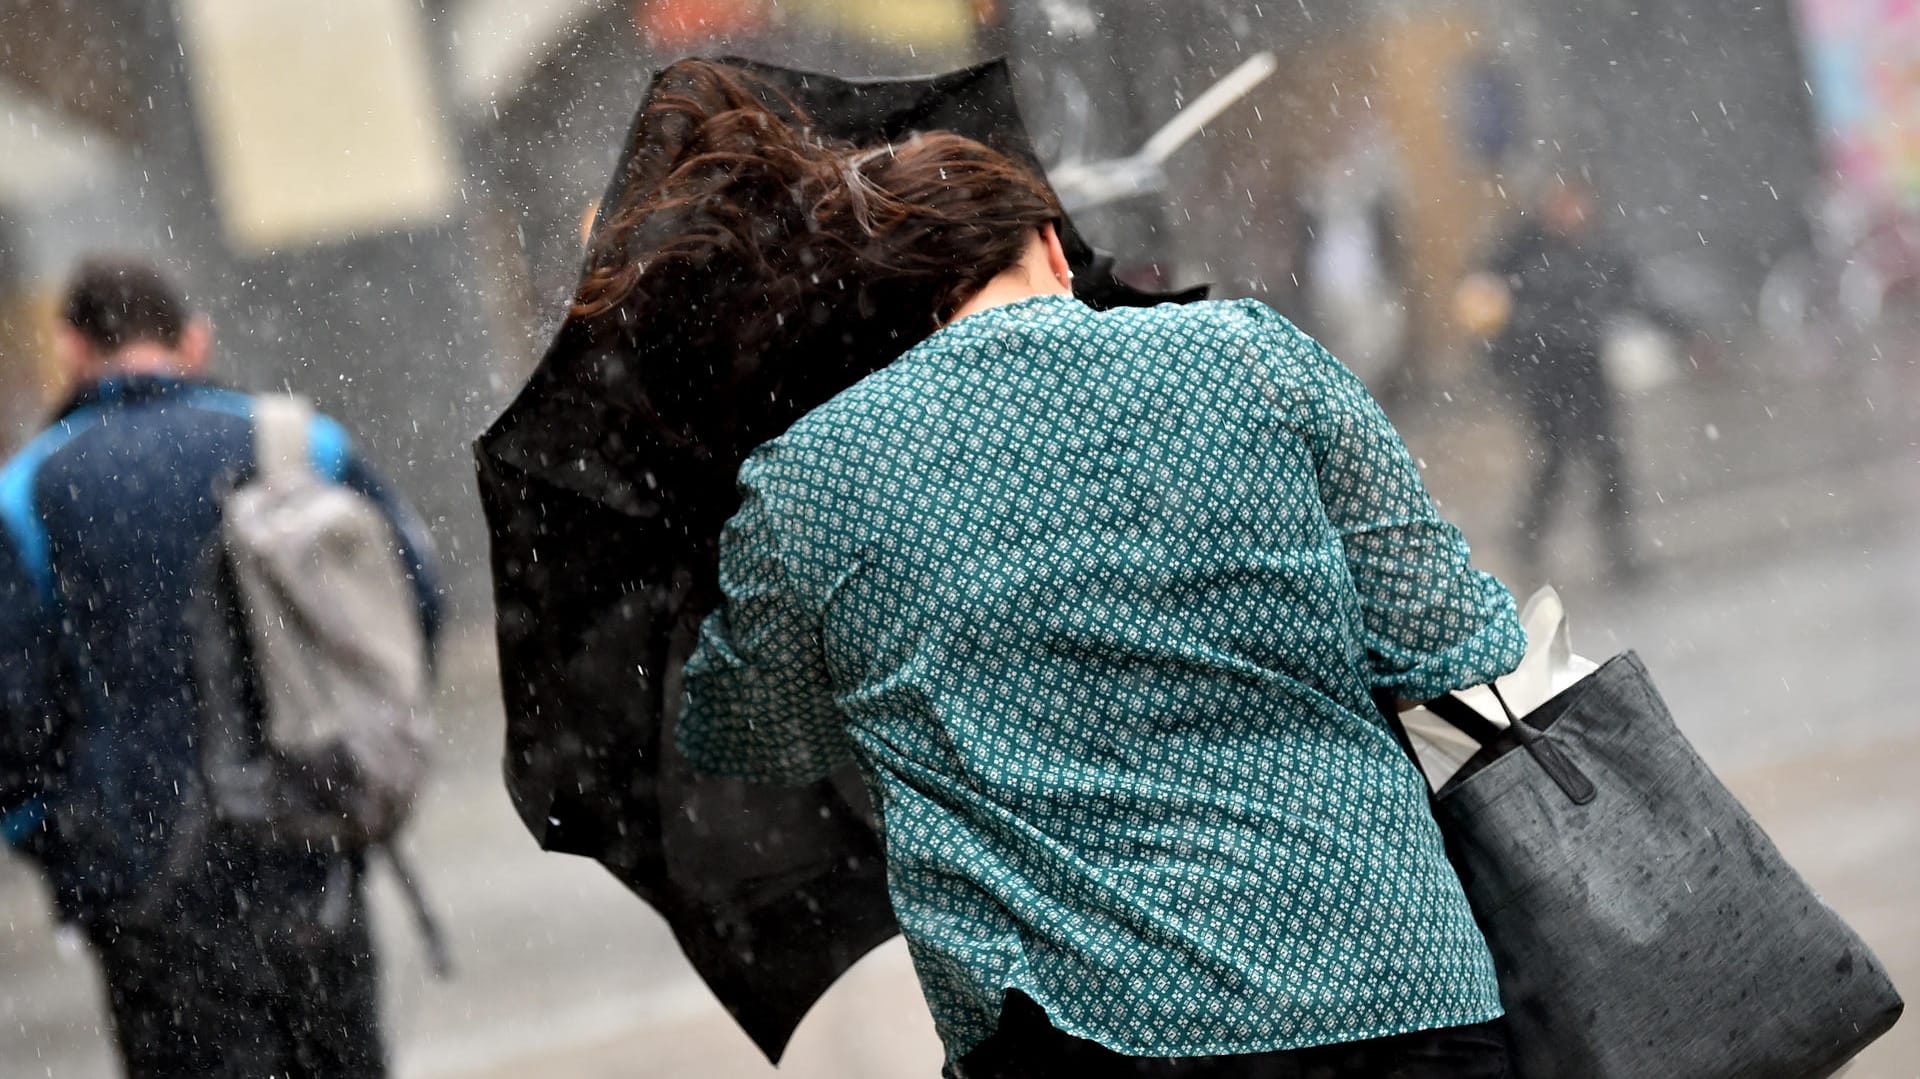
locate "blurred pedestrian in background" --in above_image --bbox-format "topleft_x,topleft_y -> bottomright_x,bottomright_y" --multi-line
617,61 -> 1526,1079
1295,121 -> 1412,389
1466,180 -> 1696,584
0,258 -> 442,1078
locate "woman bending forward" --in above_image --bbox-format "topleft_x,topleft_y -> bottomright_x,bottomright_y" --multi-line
605,60 -> 1525,1079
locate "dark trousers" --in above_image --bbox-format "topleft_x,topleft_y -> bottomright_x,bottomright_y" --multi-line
955,992 -> 1510,1079
1513,358 -> 1635,575
83,868 -> 383,1079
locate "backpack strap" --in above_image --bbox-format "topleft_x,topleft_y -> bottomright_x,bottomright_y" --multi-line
379,843 -> 455,978
253,396 -> 315,485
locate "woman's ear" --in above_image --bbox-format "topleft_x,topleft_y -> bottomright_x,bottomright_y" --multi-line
1041,223 -> 1073,292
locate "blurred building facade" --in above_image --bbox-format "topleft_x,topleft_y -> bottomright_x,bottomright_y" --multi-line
1,0 -> 491,602
0,0 -> 984,607
0,0 -> 1827,599
1036,0 -> 1823,357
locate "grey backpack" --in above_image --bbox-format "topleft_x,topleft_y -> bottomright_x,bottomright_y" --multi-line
193,396 -> 432,849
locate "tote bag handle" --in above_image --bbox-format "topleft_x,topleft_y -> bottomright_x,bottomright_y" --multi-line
1418,687 -> 1597,806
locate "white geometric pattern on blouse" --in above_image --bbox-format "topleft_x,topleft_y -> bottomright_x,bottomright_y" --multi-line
681,295 -> 1525,1063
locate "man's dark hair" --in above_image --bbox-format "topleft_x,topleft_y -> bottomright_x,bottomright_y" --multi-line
62,257 -> 188,352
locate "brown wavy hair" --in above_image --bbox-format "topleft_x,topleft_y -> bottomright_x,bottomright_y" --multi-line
571,59 -> 1062,463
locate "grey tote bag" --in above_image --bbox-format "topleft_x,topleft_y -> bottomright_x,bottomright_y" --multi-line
1414,652 -> 1902,1078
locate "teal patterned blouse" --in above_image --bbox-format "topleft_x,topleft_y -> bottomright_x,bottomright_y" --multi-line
679,295 -> 1525,1063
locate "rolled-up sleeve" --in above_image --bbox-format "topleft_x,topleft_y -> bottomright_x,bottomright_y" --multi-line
678,474 -> 852,786
1283,321 -> 1526,701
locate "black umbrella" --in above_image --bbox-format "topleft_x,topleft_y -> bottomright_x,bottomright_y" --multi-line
476,55 -> 1206,1061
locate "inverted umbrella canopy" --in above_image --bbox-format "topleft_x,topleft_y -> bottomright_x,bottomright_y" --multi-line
476,55 -> 1205,1061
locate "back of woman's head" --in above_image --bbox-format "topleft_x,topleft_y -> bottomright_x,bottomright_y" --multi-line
574,59 -> 1061,462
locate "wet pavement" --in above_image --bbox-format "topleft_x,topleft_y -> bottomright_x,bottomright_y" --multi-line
2,358 -> 1915,1077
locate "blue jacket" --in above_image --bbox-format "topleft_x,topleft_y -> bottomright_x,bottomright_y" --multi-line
0,375 -> 441,916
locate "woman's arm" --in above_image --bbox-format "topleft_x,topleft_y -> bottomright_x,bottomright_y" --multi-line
677,471 -> 853,785
1256,306 -> 1527,700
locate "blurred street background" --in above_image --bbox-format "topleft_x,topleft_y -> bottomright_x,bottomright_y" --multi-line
1,0 -> 1915,1075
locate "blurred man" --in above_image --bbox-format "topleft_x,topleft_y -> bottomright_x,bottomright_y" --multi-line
1477,181 -> 1692,582
0,258 -> 440,1078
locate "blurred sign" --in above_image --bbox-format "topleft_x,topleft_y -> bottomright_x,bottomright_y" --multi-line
783,0 -> 975,52
1794,0 -> 1920,204
0,86 -> 115,206
638,0 -> 769,47
177,0 -> 457,252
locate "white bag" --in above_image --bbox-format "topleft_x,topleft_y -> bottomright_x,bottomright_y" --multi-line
1399,586 -> 1598,788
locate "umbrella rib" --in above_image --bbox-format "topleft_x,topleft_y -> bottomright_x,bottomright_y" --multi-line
1050,51 -> 1278,212
1141,51 -> 1279,166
